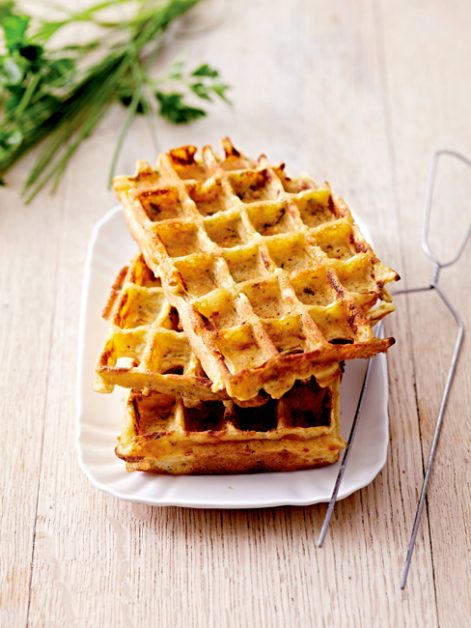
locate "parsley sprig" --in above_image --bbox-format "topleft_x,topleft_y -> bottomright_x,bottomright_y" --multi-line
0,1 -> 231,202
155,59 -> 230,123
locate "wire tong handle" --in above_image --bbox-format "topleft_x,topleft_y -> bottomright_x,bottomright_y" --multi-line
422,150 -> 471,269
317,149 -> 471,590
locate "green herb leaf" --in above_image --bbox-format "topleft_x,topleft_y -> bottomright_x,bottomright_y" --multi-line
0,0 -> 231,202
4,84 -> 24,110
47,57 -> 75,82
191,63 -> 219,78
156,90 -> 206,124
190,81 -> 212,101
153,58 -> 231,119
211,81 -> 230,103
2,14 -> 30,50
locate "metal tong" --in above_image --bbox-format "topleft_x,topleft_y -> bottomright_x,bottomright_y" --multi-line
317,149 -> 471,589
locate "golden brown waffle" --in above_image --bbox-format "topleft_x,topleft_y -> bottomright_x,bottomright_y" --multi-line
116,376 -> 345,474
114,138 -> 398,401
96,254 -> 341,405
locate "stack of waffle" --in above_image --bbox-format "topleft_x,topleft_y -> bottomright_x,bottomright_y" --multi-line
95,139 -> 398,474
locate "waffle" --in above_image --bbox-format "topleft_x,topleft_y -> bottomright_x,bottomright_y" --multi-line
114,139 -> 398,401
96,254 -> 341,405
116,375 -> 345,474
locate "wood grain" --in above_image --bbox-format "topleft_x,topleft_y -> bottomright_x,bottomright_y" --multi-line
1,1 -> 470,626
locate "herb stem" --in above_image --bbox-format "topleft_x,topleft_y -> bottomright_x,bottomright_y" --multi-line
0,0 -> 230,202
107,60 -> 143,185
15,73 -> 42,118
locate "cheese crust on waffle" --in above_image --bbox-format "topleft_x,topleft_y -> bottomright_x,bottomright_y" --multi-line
114,139 -> 398,401
96,254 -> 341,405
116,375 -> 345,475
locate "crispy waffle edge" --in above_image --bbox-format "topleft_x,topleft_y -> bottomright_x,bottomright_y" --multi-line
113,138 -> 399,401
115,376 -> 345,475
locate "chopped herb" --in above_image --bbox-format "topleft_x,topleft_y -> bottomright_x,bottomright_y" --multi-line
0,0 -> 231,202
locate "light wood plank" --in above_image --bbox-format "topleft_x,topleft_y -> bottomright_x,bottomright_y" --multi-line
2,1 -> 470,626
379,0 -> 471,622
0,158 -> 66,627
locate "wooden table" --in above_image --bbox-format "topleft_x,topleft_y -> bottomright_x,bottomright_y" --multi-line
2,1 -> 470,626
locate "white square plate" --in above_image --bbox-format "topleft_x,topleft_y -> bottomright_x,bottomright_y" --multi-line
76,207 -> 390,508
